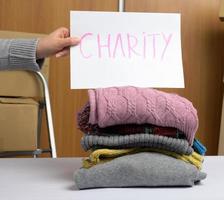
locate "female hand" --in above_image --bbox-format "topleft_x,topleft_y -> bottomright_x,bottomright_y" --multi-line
36,27 -> 80,59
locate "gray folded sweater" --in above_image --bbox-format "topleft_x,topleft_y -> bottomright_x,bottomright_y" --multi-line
81,133 -> 193,155
74,152 -> 206,189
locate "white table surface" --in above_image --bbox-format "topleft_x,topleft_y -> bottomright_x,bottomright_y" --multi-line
0,156 -> 223,200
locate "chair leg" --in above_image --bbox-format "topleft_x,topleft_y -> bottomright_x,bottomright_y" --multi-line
35,72 -> 57,158
37,101 -> 44,153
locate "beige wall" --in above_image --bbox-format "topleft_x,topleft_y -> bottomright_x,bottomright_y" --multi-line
0,0 -> 223,156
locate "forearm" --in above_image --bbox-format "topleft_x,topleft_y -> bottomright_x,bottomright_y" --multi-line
0,39 -> 44,71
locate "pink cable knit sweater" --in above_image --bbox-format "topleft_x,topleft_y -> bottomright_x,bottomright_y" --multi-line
87,87 -> 198,145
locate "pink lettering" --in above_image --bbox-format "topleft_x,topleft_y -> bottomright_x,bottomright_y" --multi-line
78,32 -> 174,61
97,34 -> 111,58
79,33 -> 93,59
112,33 -> 126,58
148,33 -> 159,59
161,33 -> 173,60
143,32 -> 146,59
127,34 -> 141,58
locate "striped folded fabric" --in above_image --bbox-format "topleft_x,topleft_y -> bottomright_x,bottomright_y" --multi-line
81,133 -> 193,155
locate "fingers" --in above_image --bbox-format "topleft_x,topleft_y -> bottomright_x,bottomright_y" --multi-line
55,48 -> 70,58
41,27 -> 80,58
53,27 -> 70,38
56,36 -> 79,57
62,28 -> 70,38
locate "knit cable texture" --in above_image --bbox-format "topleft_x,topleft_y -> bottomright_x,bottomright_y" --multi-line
88,87 -> 198,145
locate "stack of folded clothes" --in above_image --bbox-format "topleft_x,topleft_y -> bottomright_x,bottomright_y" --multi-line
74,86 -> 207,189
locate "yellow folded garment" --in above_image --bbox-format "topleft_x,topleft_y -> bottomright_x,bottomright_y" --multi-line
83,148 -> 203,169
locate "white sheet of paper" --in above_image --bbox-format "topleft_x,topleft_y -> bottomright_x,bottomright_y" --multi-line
70,11 -> 184,89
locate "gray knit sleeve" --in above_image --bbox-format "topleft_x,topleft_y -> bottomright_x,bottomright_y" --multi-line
0,39 -> 44,71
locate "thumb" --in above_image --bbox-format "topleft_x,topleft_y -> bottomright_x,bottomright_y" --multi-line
59,37 -> 80,48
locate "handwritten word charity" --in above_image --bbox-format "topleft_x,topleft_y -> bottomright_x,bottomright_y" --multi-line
78,32 -> 173,60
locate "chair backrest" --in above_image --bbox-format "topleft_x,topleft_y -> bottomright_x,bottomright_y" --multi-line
0,30 -> 50,99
